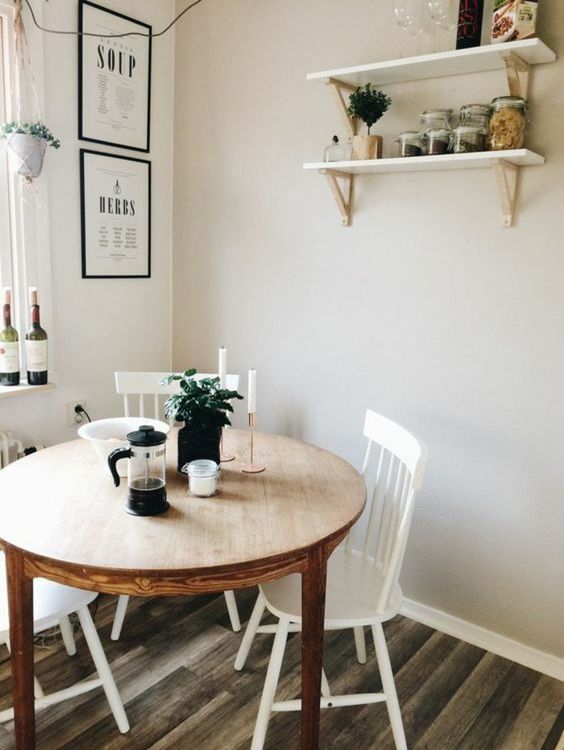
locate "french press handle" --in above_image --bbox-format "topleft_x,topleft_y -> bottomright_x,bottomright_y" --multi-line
108,447 -> 133,487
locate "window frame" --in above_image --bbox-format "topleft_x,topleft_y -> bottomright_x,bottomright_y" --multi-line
0,0 -> 55,380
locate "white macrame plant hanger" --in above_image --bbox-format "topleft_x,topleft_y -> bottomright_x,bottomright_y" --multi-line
6,0 -> 47,185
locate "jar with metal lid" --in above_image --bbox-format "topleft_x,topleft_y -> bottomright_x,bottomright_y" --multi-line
452,125 -> 487,153
424,128 -> 451,155
419,108 -> 454,133
395,130 -> 425,157
487,96 -> 527,151
459,103 -> 491,131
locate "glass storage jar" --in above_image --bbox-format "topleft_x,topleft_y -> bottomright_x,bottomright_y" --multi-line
488,96 -> 527,150
419,108 -> 454,133
395,130 -> 425,157
425,128 -> 451,155
459,103 -> 491,131
186,459 -> 220,497
452,125 -> 487,153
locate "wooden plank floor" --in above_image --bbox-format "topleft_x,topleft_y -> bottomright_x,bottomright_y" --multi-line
0,588 -> 562,749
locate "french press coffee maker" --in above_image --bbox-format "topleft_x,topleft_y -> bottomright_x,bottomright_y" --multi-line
108,425 -> 169,516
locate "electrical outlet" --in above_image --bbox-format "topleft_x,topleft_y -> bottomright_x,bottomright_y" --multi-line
67,400 -> 87,427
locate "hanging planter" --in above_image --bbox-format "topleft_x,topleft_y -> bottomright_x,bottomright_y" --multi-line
0,122 -> 60,179
0,1 -> 61,184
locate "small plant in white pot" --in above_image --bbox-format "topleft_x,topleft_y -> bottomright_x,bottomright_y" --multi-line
347,84 -> 392,160
0,121 -> 61,180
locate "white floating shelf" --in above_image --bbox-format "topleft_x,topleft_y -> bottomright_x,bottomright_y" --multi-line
303,149 -> 545,175
307,38 -> 556,87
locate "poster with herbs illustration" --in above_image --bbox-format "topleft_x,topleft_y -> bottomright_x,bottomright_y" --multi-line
79,0 -> 152,152
80,150 -> 151,279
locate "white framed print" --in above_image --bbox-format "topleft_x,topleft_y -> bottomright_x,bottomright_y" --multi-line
80,150 -> 151,279
79,0 -> 152,152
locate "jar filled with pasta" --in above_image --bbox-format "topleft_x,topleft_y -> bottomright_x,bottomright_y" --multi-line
488,96 -> 527,151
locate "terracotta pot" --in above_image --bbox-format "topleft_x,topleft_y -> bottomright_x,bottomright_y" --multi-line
177,425 -> 221,473
351,134 -> 383,160
7,133 -> 47,178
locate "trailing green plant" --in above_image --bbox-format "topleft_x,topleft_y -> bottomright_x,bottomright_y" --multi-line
347,85 -> 392,134
0,121 -> 61,148
163,369 -> 243,432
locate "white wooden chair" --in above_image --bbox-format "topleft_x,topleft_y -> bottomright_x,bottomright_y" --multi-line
111,371 -> 242,641
234,410 -> 428,750
0,552 -> 129,732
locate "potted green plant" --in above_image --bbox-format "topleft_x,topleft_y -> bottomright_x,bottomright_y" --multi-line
347,84 -> 392,160
163,369 -> 243,472
0,121 -> 61,179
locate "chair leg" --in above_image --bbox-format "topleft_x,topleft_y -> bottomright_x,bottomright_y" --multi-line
372,623 -> 407,750
111,595 -> 129,642
251,617 -> 290,750
77,606 -> 129,733
223,590 -> 241,632
321,668 -> 331,698
235,591 -> 266,671
353,626 -> 367,664
59,616 -> 76,656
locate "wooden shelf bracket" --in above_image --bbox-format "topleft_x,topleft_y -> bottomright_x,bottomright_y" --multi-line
492,159 -> 519,227
502,51 -> 530,97
321,168 -> 354,226
324,78 -> 358,138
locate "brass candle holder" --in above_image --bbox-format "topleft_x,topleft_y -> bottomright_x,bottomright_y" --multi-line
220,429 -> 235,463
241,412 -> 265,474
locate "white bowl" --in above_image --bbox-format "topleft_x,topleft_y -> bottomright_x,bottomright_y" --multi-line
78,417 -> 170,477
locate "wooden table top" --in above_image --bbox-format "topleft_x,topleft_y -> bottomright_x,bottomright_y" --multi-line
0,429 -> 366,575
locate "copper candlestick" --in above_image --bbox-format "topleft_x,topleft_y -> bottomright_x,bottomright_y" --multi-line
220,429 -> 235,463
241,412 -> 265,474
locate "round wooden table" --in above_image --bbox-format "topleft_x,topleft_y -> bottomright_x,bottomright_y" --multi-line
0,428 -> 365,749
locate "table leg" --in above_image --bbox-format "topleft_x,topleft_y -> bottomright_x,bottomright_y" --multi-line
6,548 -> 35,749
300,545 -> 328,750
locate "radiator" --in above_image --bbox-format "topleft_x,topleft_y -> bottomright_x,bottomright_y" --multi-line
0,431 -> 24,469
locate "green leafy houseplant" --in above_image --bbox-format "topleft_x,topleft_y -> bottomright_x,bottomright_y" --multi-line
347,85 -> 392,134
163,369 -> 243,470
0,121 -> 61,148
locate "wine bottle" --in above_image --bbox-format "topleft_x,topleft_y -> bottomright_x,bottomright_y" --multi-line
25,287 -> 48,386
0,287 -> 20,386
456,0 -> 485,49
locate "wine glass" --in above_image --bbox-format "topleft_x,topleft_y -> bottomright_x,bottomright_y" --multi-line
426,0 -> 458,52
393,0 -> 428,56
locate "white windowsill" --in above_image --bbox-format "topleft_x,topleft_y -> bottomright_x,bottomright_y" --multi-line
0,382 -> 56,400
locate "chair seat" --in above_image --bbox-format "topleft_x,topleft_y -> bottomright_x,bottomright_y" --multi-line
261,547 -> 403,627
0,555 -> 96,637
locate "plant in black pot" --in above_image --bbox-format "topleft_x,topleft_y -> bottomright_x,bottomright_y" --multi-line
163,369 -> 243,472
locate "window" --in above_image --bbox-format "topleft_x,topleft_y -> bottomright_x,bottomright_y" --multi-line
0,14 -> 14,297
0,4 -> 53,383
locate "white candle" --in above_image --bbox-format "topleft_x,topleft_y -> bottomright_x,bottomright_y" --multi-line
218,346 -> 227,389
247,368 -> 257,413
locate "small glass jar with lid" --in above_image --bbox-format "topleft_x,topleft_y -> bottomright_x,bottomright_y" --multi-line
323,135 -> 350,162
459,103 -> 491,131
419,108 -> 454,133
424,128 -> 451,155
395,130 -> 425,157
185,459 -> 220,497
487,96 -> 527,151
452,125 -> 487,153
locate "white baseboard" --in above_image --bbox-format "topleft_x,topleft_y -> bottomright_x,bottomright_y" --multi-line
400,598 -> 564,682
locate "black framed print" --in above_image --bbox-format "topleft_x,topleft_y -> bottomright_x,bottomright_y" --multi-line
79,0 -> 152,152
80,149 -> 151,279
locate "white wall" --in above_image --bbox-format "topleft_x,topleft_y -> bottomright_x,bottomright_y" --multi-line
0,0 -> 174,445
172,0 -> 564,659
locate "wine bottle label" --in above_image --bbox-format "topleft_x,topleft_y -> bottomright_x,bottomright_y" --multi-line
0,341 -> 20,373
25,340 -> 48,372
